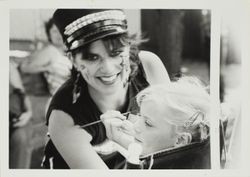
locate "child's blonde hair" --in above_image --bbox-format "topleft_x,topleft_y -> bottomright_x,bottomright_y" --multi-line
136,76 -> 210,142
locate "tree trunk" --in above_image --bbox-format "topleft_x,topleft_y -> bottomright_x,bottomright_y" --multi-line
141,10 -> 184,78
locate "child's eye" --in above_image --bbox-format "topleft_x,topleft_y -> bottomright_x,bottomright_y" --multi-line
145,120 -> 153,127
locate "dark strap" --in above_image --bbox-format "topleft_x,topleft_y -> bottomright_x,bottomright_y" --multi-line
140,139 -> 210,169
126,161 -> 143,169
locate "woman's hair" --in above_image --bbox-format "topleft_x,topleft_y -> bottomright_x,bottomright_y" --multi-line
44,18 -> 54,43
136,76 -> 210,143
70,33 -> 143,81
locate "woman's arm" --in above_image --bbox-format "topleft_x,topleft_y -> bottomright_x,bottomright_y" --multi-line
49,110 -> 108,169
139,51 -> 171,85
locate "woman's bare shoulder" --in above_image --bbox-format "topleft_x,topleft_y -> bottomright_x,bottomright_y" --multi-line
138,50 -> 170,85
138,50 -> 161,63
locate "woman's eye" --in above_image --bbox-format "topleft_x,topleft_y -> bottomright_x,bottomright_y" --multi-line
111,50 -> 122,57
86,54 -> 99,61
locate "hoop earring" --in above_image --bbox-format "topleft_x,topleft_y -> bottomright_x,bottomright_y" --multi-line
72,72 -> 81,104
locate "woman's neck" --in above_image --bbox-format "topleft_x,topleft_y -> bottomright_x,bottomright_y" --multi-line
88,85 -> 129,113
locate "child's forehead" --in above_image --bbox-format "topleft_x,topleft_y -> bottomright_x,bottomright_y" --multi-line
140,100 -> 182,115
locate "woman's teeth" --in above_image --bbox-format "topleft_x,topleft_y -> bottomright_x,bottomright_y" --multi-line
99,74 -> 117,83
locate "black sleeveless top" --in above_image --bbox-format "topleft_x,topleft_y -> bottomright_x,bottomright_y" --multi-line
42,62 -> 149,169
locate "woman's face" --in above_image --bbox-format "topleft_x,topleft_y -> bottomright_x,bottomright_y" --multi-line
74,39 -> 130,94
133,101 -> 177,155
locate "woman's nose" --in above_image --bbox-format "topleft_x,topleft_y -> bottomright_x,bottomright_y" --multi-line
99,58 -> 117,73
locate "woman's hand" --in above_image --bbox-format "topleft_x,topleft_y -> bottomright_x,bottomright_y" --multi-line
100,110 -> 126,141
100,110 -> 135,148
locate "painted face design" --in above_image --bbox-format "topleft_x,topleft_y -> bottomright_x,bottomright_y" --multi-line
74,39 -> 130,94
133,101 -> 177,156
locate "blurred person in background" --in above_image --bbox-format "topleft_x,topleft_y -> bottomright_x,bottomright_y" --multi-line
9,60 -> 33,168
219,10 -> 242,168
20,18 -> 72,97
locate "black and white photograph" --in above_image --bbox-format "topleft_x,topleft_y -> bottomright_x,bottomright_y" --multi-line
1,0 -> 250,176
9,8 -> 211,169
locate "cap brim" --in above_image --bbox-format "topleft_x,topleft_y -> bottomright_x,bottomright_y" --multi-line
69,27 -> 127,51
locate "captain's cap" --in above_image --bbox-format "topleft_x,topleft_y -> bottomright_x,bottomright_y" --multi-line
53,9 -> 128,51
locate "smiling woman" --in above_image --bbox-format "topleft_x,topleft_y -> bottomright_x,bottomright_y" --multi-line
72,36 -> 131,98
42,9 -> 170,169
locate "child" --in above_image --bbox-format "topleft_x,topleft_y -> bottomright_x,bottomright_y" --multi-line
102,77 -> 210,169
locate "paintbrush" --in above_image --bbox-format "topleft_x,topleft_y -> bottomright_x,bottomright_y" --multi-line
80,112 -> 130,128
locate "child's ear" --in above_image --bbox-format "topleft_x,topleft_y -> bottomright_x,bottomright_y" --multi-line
174,132 -> 192,147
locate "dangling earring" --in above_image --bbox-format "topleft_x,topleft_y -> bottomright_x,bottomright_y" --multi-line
121,56 -> 130,88
125,64 -> 130,87
123,77 -> 129,87
72,72 -> 81,104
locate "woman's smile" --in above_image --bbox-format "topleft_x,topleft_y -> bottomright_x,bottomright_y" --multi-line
97,72 -> 121,85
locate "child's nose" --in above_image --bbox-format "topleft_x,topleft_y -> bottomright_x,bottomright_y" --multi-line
134,119 -> 144,133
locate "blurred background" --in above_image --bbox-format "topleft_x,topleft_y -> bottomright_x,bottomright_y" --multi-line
219,9 -> 242,169
9,9 -> 211,169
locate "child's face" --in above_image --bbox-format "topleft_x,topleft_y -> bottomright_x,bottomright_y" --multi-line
133,100 -> 178,155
